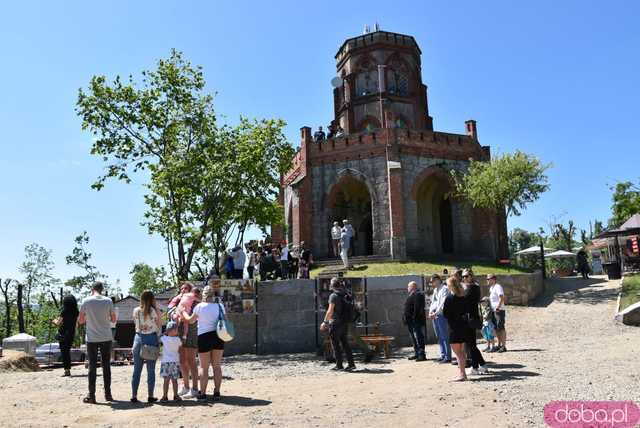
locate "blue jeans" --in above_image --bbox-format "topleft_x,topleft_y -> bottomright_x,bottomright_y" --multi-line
433,315 -> 451,360
406,321 -> 426,358
131,333 -> 158,398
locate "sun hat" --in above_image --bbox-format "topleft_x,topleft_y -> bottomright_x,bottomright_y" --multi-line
462,268 -> 473,277
486,273 -> 497,280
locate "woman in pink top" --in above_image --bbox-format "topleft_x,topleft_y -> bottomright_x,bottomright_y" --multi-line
170,282 -> 202,398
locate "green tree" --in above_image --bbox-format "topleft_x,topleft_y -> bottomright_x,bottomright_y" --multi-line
76,50 -> 294,280
452,151 -> 551,257
129,263 -> 171,296
508,228 -> 537,255
65,232 -> 108,296
609,181 -> 640,228
19,244 -> 60,333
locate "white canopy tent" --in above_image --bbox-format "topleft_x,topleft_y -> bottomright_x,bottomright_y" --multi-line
515,246 -> 554,255
545,250 -> 577,258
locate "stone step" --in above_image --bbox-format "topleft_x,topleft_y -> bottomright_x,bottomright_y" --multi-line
314,255 -> 391,267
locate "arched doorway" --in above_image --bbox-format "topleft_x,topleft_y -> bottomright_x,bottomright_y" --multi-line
415,174 -> 454,255
328,174 -> 374,256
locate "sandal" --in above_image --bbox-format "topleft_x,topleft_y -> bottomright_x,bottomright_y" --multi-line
450,376 -> 467,382
160,397 -> 169,403
83,396 -> 96,404
174,396 -> 182,402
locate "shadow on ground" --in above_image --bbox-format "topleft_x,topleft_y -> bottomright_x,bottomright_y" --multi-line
531,277 -> 613,307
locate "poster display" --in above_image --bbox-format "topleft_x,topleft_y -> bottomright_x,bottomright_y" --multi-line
208,278 -> 256,314
316,277 -> 365,312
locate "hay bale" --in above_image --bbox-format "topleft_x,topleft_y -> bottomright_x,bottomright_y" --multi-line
0,350 -> 40,373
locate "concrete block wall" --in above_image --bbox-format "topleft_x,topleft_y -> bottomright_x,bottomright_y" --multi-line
223,272 -> 543,356
477,271 -> 544,306
256,279 -> 317,354
225,313 -> 256,356
366,275 -> 436,348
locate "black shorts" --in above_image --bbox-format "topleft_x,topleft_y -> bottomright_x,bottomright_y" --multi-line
493,310 -> 506,332
197,330 -> 225,353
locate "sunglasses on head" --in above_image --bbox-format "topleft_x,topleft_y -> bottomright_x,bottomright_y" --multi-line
462,275 -> 469,278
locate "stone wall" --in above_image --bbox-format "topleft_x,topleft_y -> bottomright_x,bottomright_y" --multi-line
256,279 -> 317,354
223,272 -> 543,356
477,272 -> 544,306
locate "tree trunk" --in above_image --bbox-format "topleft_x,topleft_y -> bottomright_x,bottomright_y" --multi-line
16,282 -> 25,333
1,280 -> 12,338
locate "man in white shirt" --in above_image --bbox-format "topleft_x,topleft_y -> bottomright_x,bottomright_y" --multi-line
427,274 -> 451,362
78,282 -> 117,404
232,247 -> 246,279
331,221 -> 342,258
280,243 -> 290,279
487,274 -> 507,353
246,245 -> 256,279
339,230 -> 350,269
342,219 -> 356,256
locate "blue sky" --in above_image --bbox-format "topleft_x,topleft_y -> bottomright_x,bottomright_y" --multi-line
1,1 -> 638,289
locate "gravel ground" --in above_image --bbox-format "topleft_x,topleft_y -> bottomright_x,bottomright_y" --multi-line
0,275 -> 637,427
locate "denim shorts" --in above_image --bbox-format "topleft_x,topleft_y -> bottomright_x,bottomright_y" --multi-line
493,310 -> 506,331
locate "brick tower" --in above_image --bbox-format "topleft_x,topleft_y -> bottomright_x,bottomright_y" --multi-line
277,29 -> 507,261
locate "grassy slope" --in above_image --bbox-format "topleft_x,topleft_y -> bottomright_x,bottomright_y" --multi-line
311,260 -> 530,278
620,275 -> 640,311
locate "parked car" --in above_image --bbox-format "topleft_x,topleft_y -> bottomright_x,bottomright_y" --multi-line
35,342 -> 85,366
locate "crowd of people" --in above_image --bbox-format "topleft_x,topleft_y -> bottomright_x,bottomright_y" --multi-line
404,269 -> 507,381
319,268 -> 508,382
52,266 -> 507,404
54,281 -> 228,404
313,124 -> 345,142
219,241 -> 314,281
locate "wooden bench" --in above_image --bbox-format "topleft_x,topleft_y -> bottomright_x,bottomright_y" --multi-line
360,335 -> 395,358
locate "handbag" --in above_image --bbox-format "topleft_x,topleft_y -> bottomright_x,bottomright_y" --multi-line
216,303 -> 235,342
138,311 -> 160,361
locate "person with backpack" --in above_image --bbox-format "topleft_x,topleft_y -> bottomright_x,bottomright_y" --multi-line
320,277 -> 356,371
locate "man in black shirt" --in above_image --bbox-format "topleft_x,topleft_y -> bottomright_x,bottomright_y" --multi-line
313,126 -> 326,143
403,281 -> 426,361
321,277 -> 355,371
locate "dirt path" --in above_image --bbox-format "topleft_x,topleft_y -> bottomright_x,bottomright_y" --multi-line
0,276 -> 637,427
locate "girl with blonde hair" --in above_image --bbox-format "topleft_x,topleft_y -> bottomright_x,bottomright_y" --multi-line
442,277 -> 468,381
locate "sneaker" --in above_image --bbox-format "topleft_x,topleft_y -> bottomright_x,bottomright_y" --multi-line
178,387 -> 190,396
438,358 -> 450,364
62,369 -> 71,377
407,355 -> 417,360
148,397 -> 158,404
416,355 -> 426,362
482,346 -> 491,352
331,365 -> 344,371
104,392 -> 114,402
487,347 -> 498,353
498,346 -> 507,353
451,359 -> 458,366
363,351 -> 374,363
183,389 -> 199,399
344,365 -> 356,372
478,365 -> 489,374
468,368 -> 481,375
212,391 -> 221,401
197,393 -> 207,401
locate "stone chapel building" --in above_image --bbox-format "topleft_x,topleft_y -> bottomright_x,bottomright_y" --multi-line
274,30 -> 507,261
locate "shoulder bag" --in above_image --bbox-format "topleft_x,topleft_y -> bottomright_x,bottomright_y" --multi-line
138,310 -> 160,361
216,303 -> 235,342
